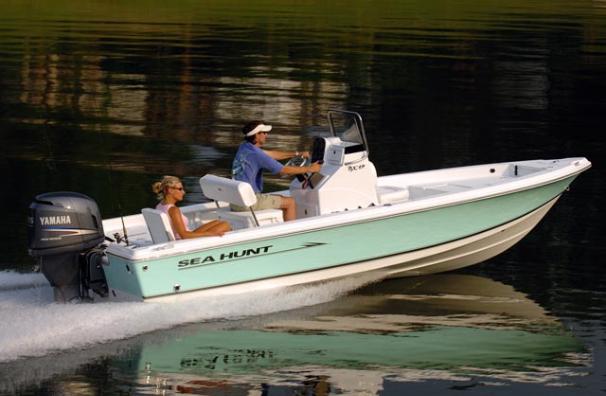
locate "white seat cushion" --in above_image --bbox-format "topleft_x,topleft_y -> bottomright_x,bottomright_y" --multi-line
199,175 -> 257,207
142,208 -> 175,243
199,174 -> 284,229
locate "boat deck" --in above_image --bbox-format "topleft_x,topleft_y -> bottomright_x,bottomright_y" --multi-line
102,158 -> 587,251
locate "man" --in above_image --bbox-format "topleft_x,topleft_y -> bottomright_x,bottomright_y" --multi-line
232,120 -> 321,221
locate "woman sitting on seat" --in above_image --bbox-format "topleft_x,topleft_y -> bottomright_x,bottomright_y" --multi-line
152,176 -> 231,239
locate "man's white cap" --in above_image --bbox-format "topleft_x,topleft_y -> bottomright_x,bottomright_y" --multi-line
245,123 -> 272,137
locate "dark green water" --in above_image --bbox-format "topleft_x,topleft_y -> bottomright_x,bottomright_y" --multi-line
0,0 -> 605,394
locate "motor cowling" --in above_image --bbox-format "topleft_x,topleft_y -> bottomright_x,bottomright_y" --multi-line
27,192 -> 106,302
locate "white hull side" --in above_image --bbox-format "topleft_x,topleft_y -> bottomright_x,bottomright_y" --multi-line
141,197 -> 559,303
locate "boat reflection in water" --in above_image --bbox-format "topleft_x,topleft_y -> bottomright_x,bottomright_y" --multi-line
0,274 -> 589,394
124,274 -> 588,395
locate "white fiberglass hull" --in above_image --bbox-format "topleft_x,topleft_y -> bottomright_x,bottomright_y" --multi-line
142,196 -> 558,302
99,157 -> 590,302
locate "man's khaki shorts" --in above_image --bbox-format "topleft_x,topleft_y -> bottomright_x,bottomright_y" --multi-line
230,193 -> 282,212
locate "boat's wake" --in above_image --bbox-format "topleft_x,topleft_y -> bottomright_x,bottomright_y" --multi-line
0,270 -> 381,363
0,271 -> 48,292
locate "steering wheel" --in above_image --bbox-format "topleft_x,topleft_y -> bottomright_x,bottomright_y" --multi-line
284,155 -> 310,168
284,155 -> 311,183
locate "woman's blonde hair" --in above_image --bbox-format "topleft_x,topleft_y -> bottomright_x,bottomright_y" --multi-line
152,175 -> 181,200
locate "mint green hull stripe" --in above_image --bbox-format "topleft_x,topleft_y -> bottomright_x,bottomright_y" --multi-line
105,177 -> 574,299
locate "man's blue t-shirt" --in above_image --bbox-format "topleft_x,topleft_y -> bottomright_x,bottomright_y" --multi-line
232,142 -> 284,193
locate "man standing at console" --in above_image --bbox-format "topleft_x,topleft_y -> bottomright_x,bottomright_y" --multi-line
232,120 -> 321,221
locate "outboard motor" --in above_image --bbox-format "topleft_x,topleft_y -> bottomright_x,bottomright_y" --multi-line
27,192 -> 108,302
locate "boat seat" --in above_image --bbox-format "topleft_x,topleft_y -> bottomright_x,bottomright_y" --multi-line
217,208 -> 283,229
199,174 -> 283,229
141,208 -> 175,244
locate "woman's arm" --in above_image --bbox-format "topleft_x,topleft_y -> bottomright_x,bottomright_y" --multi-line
168,206 -> 223,238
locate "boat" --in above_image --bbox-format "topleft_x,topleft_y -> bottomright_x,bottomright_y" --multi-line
27,110 -> 591,303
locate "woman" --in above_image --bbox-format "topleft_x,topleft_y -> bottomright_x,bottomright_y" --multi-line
152,175 -> 231,239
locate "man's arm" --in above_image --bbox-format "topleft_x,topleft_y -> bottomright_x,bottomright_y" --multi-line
279,162 -> 321,176
264,149 -> 309,161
